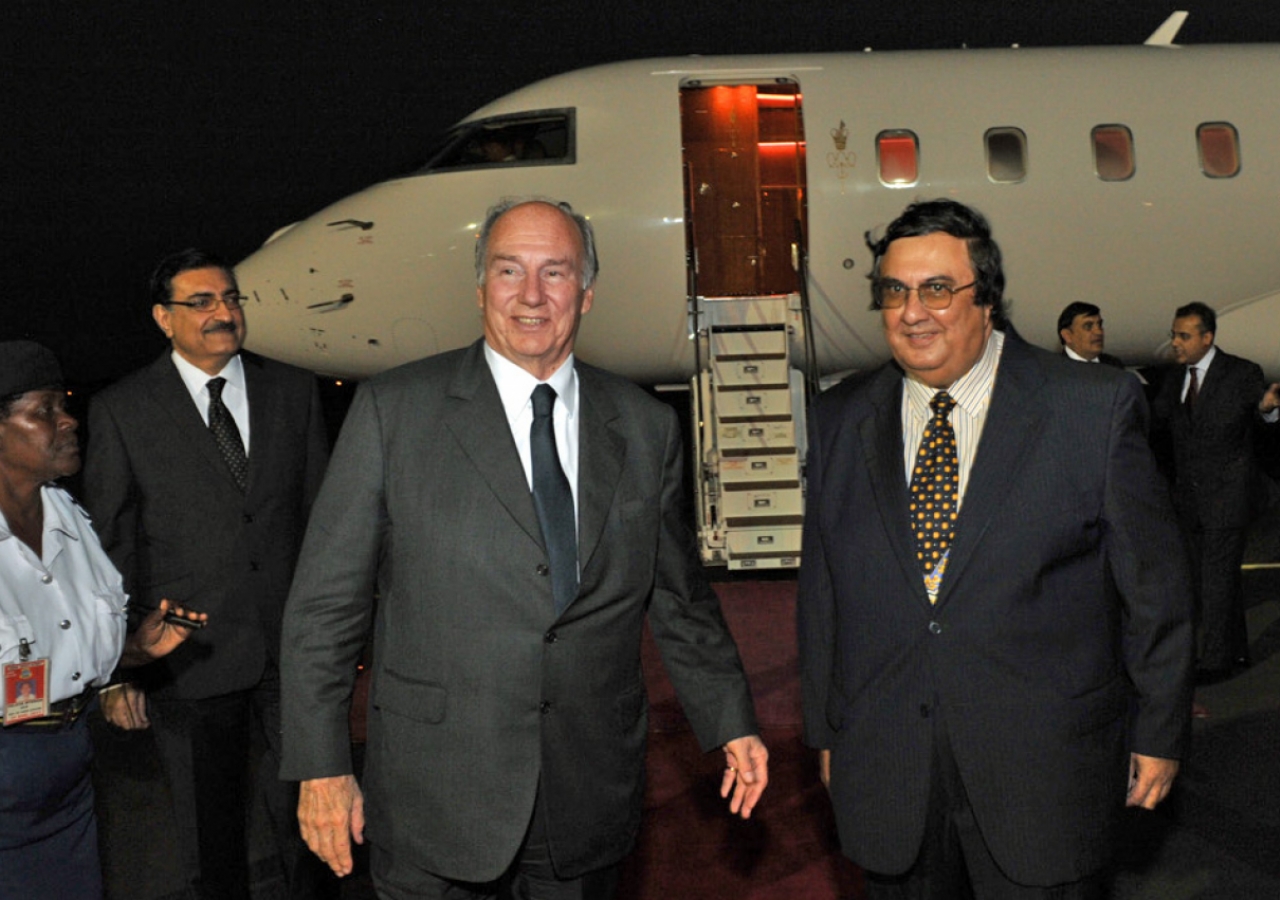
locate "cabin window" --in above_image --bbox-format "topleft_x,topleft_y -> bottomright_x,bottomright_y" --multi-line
416,109 -> 575,173
985,128 -> 1027,183
1197,122 -> 1240,178
1092,125 -> 1134,181
877,130 -> 919,186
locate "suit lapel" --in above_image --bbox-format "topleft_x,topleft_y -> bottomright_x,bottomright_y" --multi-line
575,365 -> 625,576
442,342 -> 544,549
147,353 -> 243,492
934,335 -> 1048,608
858,368 -> 926,600
242,352 -> 271,497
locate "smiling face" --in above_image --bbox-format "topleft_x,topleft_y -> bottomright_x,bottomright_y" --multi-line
477,202 -> 594,380
152,266 -> 246,375
879,232 -> 994,388
0,389 -> 80,486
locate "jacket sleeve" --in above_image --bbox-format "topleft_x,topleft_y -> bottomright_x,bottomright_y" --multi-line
1105,377 -> 1195,758
279,382 -> 383,780
646,405 -> 759,752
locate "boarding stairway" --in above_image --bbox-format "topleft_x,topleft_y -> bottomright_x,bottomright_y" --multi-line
690,293 -> 808,569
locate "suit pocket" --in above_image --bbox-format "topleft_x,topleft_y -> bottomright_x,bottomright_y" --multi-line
1068,677 -> 1127,737
374,669 -> 448,724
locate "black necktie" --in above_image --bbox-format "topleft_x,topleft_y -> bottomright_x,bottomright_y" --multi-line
530,384 -> 577,614
908,391 -> 959,603
207,377 -> 248,491
1185,365 -> 1199,411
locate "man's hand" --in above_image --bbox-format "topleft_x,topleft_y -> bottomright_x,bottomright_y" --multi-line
1259,382 -> 1280,416
720,734 -> 769,819
99,682 -> 150,730
119,598 -> 208,667
1127,753 -> 1180,809
298,774 -> 365,876
818,748 -> 831,789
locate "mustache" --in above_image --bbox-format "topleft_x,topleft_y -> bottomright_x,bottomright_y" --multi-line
203,321 -> 239,335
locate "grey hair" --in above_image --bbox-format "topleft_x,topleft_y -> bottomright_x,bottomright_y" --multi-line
474,197 -> 598,289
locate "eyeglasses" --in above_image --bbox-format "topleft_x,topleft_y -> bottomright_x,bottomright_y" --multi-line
163,294 -> 245,313
871,279 -> 977,311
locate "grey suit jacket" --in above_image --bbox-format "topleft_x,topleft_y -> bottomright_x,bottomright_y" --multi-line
280,340 -> 757,881
798,334 -> 1193,886
83,350 -> 329,699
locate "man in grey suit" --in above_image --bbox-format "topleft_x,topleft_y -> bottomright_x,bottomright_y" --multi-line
281,198 -> 768,899
83,249 -> 332,898
798,200 -> 1193,898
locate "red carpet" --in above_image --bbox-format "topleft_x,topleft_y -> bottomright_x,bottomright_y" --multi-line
620,579 -> 863,900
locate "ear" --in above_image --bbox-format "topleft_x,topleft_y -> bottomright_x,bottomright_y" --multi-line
579,286 -> 594,316
152,304 -> 173,338
1059,328 -> 1071,345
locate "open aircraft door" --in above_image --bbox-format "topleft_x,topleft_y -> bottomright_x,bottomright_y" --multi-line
679,79 -> 813,568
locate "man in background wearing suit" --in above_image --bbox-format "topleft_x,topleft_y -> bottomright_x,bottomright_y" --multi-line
798,200 -> 1193,898
1057,301 -> 1124,367
1152,302 -> 1279,685
280,198 -> 768,900
83,249 -> 332,899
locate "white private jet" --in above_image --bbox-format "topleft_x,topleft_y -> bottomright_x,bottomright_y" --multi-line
237,13 -> 1280,567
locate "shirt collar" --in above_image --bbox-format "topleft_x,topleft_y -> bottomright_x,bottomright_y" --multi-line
483,343 -> 578,422
0,486 -> 81,545
904,329 -> 1004,418
1191,345 -> 1218,373
1064,345 -> 1097,363
171,350 -> 245,398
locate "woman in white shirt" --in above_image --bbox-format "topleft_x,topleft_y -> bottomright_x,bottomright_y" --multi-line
0,341 -> 206,899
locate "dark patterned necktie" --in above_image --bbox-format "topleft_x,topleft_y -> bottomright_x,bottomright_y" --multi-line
908,391 -> 959,602
1185,365 -> 1199,411
530,384 -> 577,614
207,377 -> 248,491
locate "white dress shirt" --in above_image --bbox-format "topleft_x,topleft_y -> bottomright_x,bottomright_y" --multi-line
483,344 -> 580,527
901,329 -> 1005,507
171,351 -> 251,452
1180,344 -> 1217,403
0,486 -> 128,708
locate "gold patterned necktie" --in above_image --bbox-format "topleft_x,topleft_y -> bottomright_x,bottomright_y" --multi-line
207,377 -> 248,492
909,391 -> 959,603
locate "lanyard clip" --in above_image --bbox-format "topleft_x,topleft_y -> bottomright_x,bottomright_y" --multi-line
18,638 -> 32,662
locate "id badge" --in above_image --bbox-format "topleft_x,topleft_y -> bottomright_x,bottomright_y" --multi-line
4,658 -> 50,725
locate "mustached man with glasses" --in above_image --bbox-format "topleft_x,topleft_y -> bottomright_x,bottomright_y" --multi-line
83,249 -> 334,899
798,200 -> 1193,899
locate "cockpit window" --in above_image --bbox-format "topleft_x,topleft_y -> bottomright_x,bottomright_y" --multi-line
417,109 -> 575,173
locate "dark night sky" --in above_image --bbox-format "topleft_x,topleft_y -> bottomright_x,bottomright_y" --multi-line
6,1 -> 1279,384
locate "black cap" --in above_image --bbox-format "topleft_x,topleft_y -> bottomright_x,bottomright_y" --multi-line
0,341 -> 64,399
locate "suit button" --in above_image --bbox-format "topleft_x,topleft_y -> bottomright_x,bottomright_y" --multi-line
242,513 -> 254,524
60,620 -> 72,630
540,701 -> 552,715
928,621 -> 942,635
536,564 -> 550,576
544,631 -> 558,644
920,704 -> 930,718
250,561 -> 261,572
